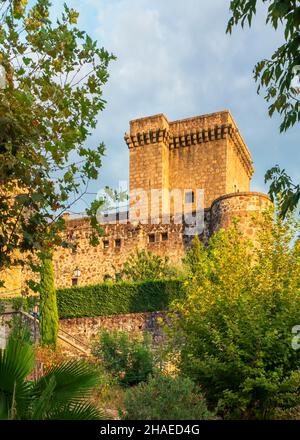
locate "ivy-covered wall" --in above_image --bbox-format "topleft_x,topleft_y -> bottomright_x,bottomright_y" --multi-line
57,279 -> 184,319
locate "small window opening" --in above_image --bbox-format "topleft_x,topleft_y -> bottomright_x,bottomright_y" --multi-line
148,234 -> 155,243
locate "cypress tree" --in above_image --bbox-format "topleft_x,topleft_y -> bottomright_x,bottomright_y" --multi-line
39,255 -> 59,348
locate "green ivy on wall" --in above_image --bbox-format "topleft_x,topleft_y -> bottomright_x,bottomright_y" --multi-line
57,279 -> 184,319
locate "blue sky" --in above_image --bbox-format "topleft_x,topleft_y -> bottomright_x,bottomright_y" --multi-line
51,0 -> 299,212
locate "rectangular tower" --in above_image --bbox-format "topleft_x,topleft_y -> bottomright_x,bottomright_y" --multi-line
124,110 -> 254,221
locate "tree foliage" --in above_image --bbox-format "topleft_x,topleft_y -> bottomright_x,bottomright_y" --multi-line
171,209 -> 300,419
0,0 -> 114,272
227,0 -> 300,216
123,374 -> 215,420
227,0 -> 300,132
121,249 -> 176,282
92,330 -> 154,387
265,165 -> 300,217
39,254 -> 58,348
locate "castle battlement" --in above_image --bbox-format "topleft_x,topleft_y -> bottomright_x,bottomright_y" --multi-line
126,111 -> 255,214
124,111 -> 253,180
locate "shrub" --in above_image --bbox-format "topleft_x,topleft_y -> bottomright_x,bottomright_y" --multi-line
171,210 -> 300,419
57,279 -> 184,319
92,330 -> 154,386
7,314 -> 32,343
123,374 -> 215,420
121,249 -> 177,282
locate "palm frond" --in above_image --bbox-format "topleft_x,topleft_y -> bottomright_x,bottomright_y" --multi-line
0,336 -> 34,420
30,376 -> 57,420
45,402 -> 105,420
0,336 -> 35,384
32,360 -> 101,406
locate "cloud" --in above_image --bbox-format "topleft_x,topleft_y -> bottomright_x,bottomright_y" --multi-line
55,0 -> 299,211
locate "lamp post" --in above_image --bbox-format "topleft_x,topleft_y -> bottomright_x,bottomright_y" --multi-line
72,267 -> 81,287
73,267 -> 81,279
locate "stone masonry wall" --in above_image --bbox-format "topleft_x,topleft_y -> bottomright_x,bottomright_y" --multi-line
210,192 -> 273,239
52,220 -> 187,289
59,311 -> 167,346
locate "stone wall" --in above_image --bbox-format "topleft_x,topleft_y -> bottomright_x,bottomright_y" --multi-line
0,191 -> 271,292
59,311 -> 167,346
53,221 -> 187,289
210,192 -> 273,238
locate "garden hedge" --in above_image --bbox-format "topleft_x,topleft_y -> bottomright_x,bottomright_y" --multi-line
56,279 -> 184,319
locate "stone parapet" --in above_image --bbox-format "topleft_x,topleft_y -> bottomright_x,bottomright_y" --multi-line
210,191 -> 273,237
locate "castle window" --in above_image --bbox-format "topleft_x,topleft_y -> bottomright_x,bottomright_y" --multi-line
161,232 -> 168,241
148,233 -> 155,243
185,191 -> 195,204
115,238 -> 121,248
103,239 -> 109,249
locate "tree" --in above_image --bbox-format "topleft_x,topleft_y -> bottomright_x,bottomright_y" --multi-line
183,235 -> 205,278
227,0 -> 300,216
265,165 -> 300,217
92,330 -> 154,387
0,335 -> 103,419
123,374 -> 215,420
0,0 -> 115,278
227,0 -> 300,132
121,249 -> 176,282
171,209 -> 300,419
39,254 -> 58,348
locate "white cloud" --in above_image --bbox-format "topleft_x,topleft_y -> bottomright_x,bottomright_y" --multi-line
54,0 -> 299,210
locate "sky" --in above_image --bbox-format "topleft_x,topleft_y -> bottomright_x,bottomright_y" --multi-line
51,0 -> 299,213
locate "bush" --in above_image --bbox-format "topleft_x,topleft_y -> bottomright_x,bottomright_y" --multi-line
123,374 -> 215,420
7,314 -> 32,343
171,210 -> 300,419
92,330 -> 154,386
121,249 -> 177,281
57,279 -> 184,319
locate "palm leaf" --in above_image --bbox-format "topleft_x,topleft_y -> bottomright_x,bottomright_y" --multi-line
45,402 -> 105,420
30,375 -> 57,420
31,360 -> 101,406
0,336 -> 34,419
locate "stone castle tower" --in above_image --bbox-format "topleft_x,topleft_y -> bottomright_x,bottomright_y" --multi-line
0,111 -> 272,294
125,111 -> 253,211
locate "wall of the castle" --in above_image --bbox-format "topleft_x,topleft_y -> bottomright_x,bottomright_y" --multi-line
0,192 -> 271,295
225,138 -> 251,194
168,138 -> 227,209
129,142 -> 170,221
52,221 -> 187,289
0,266 -> 22,296
210,192 -> 273,239
60,311 -> 167,347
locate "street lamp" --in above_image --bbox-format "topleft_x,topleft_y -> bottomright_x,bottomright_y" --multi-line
73,267 -> 81,279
